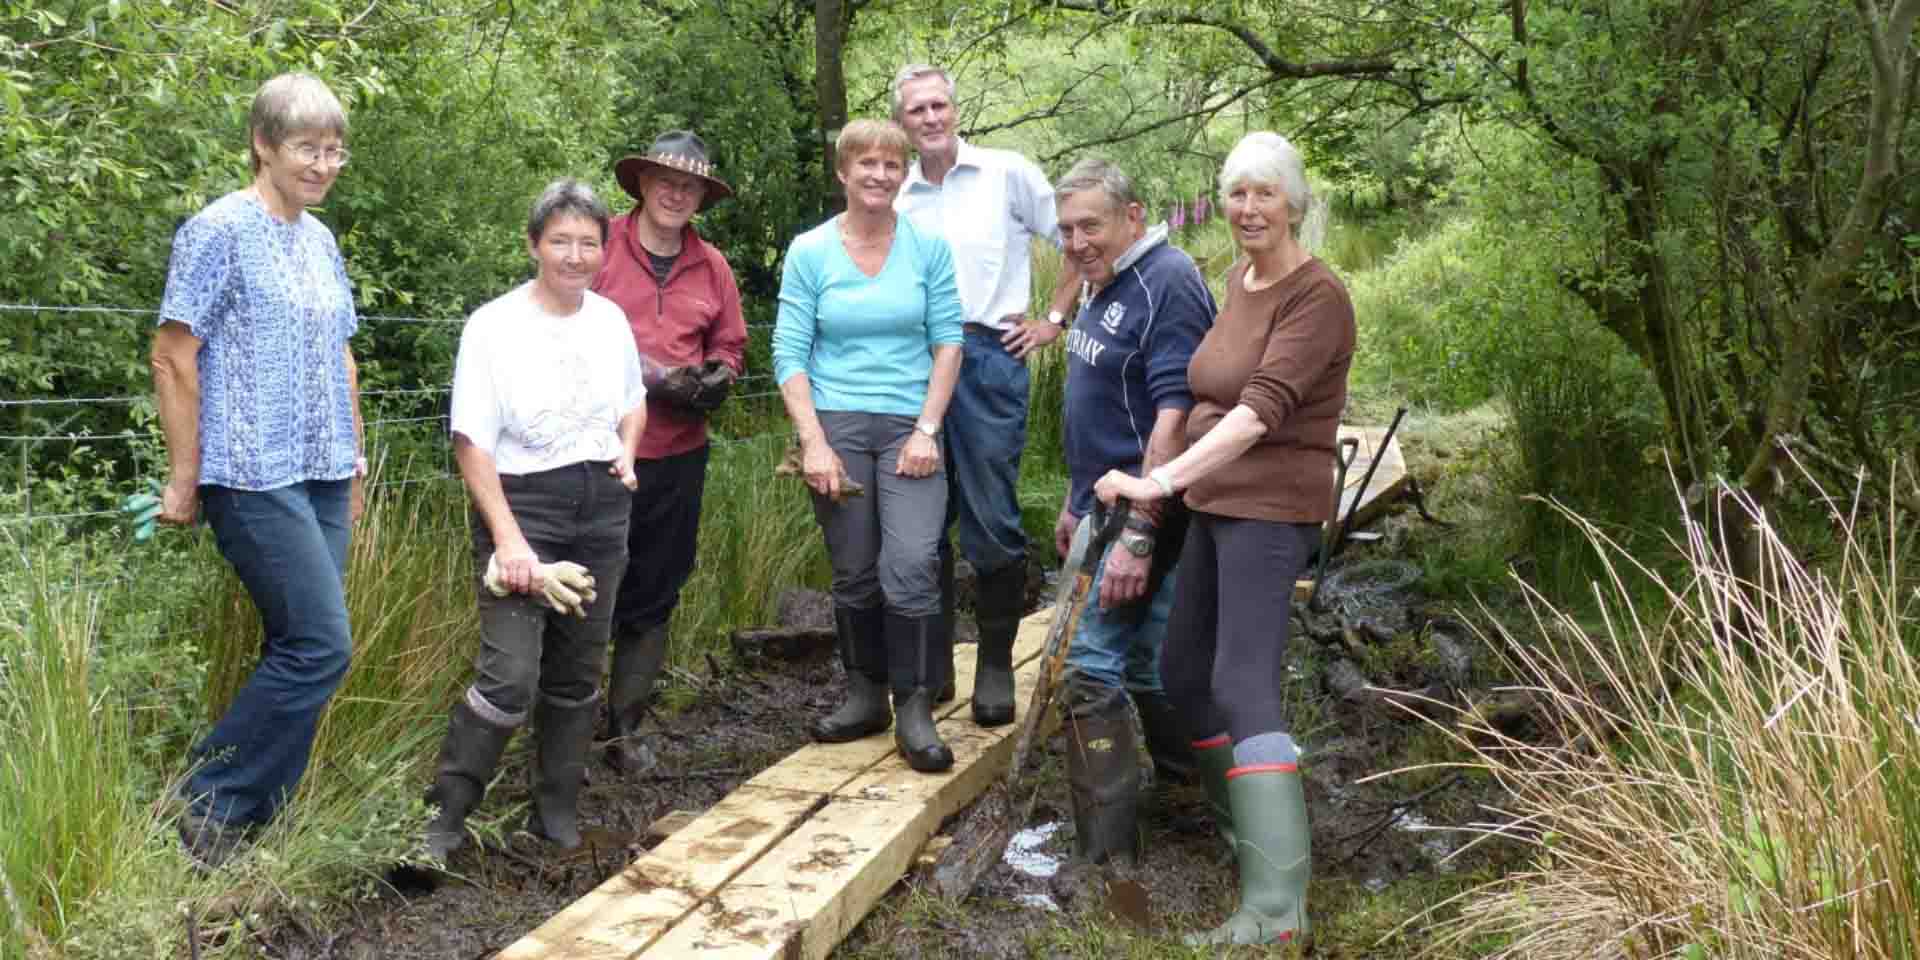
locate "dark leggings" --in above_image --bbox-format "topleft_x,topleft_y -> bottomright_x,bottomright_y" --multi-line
1161,511 -> 1320,744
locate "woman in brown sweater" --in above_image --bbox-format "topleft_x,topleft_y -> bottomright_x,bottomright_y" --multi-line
1095,131 -> 1354,948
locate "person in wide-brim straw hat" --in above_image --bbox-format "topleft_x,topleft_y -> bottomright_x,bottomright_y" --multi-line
613,130 -> 734,211
592,129 -> 746,776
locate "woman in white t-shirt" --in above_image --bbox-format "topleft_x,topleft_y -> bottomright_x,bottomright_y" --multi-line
425,179 -> 647,860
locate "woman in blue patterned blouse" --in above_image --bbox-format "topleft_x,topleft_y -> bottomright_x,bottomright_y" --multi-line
150,72 -> 365,869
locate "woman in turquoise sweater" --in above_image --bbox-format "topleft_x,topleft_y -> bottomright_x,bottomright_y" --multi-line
773,118 -> 963,772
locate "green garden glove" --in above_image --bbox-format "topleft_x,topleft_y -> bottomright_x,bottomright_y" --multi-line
120,478 -> 164,542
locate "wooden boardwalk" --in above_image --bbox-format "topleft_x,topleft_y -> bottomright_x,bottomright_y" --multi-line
499,422 -> 1408,959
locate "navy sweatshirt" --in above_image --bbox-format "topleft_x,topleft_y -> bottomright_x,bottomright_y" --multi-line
1063,226 -> 1217,517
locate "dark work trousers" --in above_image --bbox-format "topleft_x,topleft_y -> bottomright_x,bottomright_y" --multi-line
464,460 -> 630,724
810,411 -> 947,618
1160,511 -> 1320,745
611,443 -> 710,635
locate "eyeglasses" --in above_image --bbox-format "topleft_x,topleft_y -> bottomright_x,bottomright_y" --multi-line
283,142 -> 351,168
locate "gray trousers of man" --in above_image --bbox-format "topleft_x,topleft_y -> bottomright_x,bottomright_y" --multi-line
810,411 -> 946,618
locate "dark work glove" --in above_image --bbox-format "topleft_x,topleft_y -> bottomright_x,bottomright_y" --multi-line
653,365 -> 704,408
687,360 -> 735,412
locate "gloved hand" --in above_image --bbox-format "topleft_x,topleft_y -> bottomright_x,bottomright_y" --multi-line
686,360 -> 735,412
484,554 -> 599,617
653,365 -> 704,408
121,478 -> 164,542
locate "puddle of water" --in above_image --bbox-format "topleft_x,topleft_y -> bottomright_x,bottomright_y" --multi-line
1003,821 -> 1064,879
1013,892 -> 1061,912
1395,810 -> 1458,871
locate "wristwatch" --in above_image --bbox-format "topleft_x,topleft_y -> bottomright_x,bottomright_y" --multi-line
915,421 -> 941,439
1118,530 -> 1155,557
1046,309 -> 1066,326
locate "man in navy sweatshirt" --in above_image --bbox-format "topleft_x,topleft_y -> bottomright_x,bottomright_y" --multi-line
1052,157 -> 1217,867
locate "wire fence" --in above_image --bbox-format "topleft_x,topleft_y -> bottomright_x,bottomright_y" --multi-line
0,301 -> 796,545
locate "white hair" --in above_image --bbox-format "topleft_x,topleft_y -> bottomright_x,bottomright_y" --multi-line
890,64 -> 955,117
1218,131 -> 1311,231
248,72 -> 348,172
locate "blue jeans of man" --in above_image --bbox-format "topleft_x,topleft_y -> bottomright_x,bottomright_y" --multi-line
943,325 -> 1031,577
1065,539 -> 1178,695
188,479 -> 353,827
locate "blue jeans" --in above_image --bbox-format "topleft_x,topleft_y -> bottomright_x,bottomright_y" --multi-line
188,479 -> 353,827
1065,540 -> 1178,694
944,326 -> 1030,576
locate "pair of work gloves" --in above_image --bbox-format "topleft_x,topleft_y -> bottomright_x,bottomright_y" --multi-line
652,359 -> 734,413
121,479 -> 166,542
483,553 -> 599,618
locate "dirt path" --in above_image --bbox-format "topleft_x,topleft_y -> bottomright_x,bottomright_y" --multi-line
263,604 -> 1508,959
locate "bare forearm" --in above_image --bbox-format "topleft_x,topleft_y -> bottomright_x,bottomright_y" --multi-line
918,345 -> 962,427
778,374 -> 827,448
151,336 -> 202,483
1135,407 -> 1191,524
1157,404 -> 1266,492
619,407 -> 646,455
1049,259 -> 1081,318
453,436 -> 525,549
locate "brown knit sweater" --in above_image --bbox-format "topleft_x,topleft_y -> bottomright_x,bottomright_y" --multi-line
1183,257 -> 1355,523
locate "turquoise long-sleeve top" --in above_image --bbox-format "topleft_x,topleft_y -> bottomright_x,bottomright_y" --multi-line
772,214 -> 964,416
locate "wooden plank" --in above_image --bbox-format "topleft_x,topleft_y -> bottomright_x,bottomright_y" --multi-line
833,650 -> 1054,820
514,604 -> 1068,960
1333,425 -> 1409,529
497,786 -> 821,960
638,795 -> 937,960
644,810 -> 701,844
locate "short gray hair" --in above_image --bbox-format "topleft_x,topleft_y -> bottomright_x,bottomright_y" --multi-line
1054,157 -> 1139,213
249,73 -> 348,172
527,178 -> 611,243
1218,131 -> 1310,230
890,64 -> 955,117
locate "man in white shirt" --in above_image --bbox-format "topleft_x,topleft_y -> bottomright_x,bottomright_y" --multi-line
892,63 -> 1078,728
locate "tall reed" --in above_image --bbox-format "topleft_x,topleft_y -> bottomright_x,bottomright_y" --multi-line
0,568 -> 149,960
1410,481 -> 1920,960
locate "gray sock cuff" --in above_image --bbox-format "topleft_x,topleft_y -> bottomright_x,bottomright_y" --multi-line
1232,732 -> 1299,768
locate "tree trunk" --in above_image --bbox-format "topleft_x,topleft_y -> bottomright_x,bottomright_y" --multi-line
813,0 -> 849,212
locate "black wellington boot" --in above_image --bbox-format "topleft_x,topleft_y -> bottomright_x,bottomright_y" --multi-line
935,539 -> 956,703
970,561 -> 1027,727
887,611 -> 955,772
812,605 -> 892,742
607,623 -> 668,775
425,698 -> 516,860
1064,678 -> 1141,864
526,691 -> 597,849
1132,690 -> 1197,786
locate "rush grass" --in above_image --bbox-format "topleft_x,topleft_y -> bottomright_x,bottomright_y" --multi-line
1409,482 -> 1920,960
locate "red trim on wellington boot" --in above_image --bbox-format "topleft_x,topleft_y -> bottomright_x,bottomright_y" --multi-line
1192,733 -> 1232,750
1226,762 -> 1299,778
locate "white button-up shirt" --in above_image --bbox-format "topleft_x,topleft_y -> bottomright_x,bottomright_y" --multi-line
896,138 -> 1061,331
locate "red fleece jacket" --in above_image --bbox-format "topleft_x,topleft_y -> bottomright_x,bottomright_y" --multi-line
592,212 -> 748,459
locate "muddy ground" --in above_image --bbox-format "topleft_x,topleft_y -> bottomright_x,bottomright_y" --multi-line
260,548 -> 1518,960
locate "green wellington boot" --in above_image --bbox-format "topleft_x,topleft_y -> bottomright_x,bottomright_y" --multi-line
1192,734 -> 1237,852
1186,765 -> 1312,947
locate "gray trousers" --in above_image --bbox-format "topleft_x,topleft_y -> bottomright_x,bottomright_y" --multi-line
811,411 -> 946,618
465,460 -> 630,724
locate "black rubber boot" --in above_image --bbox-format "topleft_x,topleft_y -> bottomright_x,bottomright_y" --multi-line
935,540 -> 956,703
887,611 -> 955,772
607,623 -> 668,775
526,691 -> 597,849
1132,690 -> 1197,786
971,561 -> 1026,727
1064,678 -> 1141,864
812,605 -> 891,743
425,698 -> 516,860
